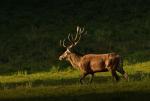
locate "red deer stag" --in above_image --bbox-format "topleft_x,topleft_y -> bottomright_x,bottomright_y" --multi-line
59,26 -> 128,84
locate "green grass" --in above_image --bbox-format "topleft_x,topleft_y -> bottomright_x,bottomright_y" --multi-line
0,0 -> 150,100
0,61 -> 150,101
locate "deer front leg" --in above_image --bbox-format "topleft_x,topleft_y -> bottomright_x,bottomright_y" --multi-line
79,72 -> 88,84
89,73 -> 94,83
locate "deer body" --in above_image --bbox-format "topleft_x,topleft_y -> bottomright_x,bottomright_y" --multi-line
59,26 -> 128,84
81,53 -> 116,72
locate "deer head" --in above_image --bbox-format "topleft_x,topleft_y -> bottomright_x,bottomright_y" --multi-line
59,26 -> 86,60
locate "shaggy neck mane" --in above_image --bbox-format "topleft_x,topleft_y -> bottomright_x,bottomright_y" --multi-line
68,52 -> 82,69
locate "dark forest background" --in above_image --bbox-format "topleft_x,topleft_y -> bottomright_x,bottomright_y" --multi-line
0,0 -> 150,74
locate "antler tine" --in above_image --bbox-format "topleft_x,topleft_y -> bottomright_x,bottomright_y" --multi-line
68,33 -> 75,47
74,26 -> 80,41
74,26 -> 82,40
80,27 -> 84,33
74,26 -> 84,41
76,26 -> 80,34
71,34 -> 74,41
60,39 -> 67,48
74,32 -> 81,45
68,33 -> 72,42
74,31 -> 79,41
78,27 -> 84,34
62,39 -> 67,48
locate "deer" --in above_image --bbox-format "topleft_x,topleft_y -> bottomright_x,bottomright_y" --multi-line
59,26 -> 128,84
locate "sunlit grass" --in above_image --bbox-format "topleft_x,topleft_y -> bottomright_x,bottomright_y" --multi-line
0,61 -> 150,100
0,61 -> 149,86
0,61 -> 150,83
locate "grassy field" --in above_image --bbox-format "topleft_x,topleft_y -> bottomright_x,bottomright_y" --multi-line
0,0 -> 150,100
0,61 -> 149,101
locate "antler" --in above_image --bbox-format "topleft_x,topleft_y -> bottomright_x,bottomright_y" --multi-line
60,39 -> 67,48
60,26 -> 86,49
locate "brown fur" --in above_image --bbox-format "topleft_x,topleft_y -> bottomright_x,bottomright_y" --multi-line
59,50 -> 128,84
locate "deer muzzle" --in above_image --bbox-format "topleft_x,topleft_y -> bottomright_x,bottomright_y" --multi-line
59,56 -> 63,60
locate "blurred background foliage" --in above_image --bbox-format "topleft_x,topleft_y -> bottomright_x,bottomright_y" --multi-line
0,0 -> 150,74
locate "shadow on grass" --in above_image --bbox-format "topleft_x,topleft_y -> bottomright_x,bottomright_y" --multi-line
1,90 -> 150,101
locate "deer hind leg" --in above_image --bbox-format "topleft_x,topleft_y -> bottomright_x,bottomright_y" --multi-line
110,70 -> 120,81
116,66 -> 129,81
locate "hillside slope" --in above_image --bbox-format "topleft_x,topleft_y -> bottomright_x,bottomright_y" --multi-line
0,0 -> 150,73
